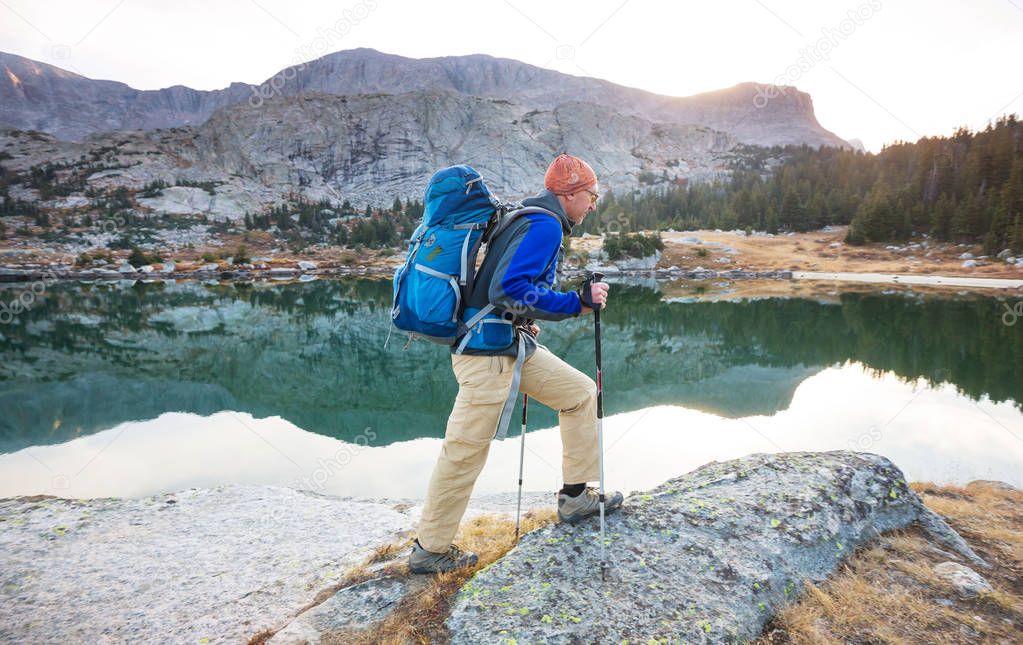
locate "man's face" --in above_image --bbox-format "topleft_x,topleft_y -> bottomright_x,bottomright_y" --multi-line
564,182 -> 600,225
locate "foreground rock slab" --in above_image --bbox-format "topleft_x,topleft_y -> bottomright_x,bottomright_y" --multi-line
446,451 -> 985,644
0,485 -> 551,644
267,576 -> 411,644
0,486 -> 413,644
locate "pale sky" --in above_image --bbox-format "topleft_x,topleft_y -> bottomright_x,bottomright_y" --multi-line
1,0 -> 1021,151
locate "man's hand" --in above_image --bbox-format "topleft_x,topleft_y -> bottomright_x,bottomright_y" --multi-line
579,281 -> 609,314
528,323 -> 540,337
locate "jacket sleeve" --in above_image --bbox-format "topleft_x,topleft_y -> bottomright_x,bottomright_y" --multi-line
487,213 -> 582,321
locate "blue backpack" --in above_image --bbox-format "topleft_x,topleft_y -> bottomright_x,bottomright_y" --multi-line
390,165 -> 511,345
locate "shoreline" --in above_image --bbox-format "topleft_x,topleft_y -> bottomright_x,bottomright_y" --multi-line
0,264 -> 796,283
1,225 -> 1021,292
792,270 -> 1023,290
1,265 -> 1021,295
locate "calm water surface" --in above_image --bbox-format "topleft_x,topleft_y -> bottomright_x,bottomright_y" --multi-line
0,278 -> 1020,498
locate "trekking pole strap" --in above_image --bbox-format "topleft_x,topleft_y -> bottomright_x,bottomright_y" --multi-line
493,333 -> 526,441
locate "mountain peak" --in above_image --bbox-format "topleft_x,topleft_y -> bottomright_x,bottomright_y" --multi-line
1,50 -> 87,81
0,49 -> 848,148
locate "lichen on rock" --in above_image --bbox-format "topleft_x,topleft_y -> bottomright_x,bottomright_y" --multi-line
445,450 -> 985,644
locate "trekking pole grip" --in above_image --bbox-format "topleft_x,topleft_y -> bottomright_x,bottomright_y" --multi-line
581,271 -> 605,312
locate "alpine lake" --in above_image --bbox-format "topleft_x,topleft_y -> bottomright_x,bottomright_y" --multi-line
1,276 -> 1021,500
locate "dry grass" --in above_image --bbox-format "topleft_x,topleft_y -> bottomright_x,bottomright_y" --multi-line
249,509 -> 557,645
335,509 -> 557,645
759,481 -> 1023,644
368,538 -> 415,565
247,539 -> 416,645
249,483 -> 1022,644
655,226 -> 1023,279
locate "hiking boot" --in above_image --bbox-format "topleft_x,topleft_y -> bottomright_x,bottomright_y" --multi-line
557,486 -> 624,524
408,539 -> 479,574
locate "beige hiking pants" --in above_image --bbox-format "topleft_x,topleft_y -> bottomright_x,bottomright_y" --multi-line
416,344 -> 599,552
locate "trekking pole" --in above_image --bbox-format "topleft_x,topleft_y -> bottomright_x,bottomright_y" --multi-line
588,271 -> 609,581
514,394 -> 527,542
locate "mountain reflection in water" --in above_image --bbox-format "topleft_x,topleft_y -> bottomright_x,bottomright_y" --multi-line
1,278 -> 1020,498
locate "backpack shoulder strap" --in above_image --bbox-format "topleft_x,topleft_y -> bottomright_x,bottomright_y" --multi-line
471,205 -> 564,297
485,206 -> 559,244
461,202 -> 528,298
456,205 -> 563,339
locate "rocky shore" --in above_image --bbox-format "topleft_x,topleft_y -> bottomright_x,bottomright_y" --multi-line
0,484 -> 550,644
1,451 -> 1009,644
0,261 -> 795,284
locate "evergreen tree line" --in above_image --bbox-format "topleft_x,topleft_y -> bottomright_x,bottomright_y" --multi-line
575,115 -> 1022,253
244,195 -> 425,248
0,162 -> 39,220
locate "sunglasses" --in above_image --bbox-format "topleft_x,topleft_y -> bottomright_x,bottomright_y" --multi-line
583,188 -> 599,204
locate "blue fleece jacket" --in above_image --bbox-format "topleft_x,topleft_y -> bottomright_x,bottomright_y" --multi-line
453,189 -> 581,356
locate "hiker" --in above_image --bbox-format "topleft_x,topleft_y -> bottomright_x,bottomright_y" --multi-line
409,154 -> 625,574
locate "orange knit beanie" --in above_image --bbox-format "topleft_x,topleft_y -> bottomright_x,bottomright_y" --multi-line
543,153 -> 597,195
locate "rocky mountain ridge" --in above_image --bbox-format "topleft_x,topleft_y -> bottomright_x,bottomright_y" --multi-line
1,47 -> 847,148
0,89 -> 749,214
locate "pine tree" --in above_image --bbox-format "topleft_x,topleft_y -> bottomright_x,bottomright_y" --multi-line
764,206 -> 779,235
1010,213 -> 1023,253
779,189 -> 809,232
930,195 -> 953,241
